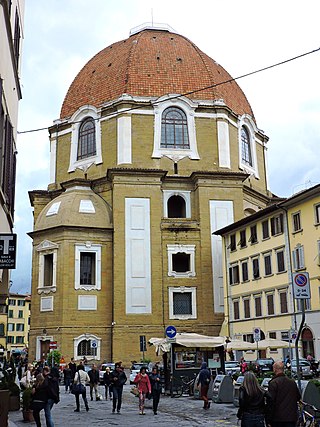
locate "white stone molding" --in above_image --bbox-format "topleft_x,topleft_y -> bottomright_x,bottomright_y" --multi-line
152,95 -> 200,161
68,105 -> 102,173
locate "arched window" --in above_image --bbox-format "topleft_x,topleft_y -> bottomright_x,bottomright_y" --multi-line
167,195 -> 186,218
77,339 -> 97,357
77,118 -> 96,160
161,107 -> 189,149
241,126 -> 252,167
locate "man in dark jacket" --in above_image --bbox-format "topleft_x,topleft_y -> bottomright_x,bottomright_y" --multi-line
197,362 -> 211,409
110,364 -> 127,414
88,364 -> 100,401
266,361 -> 301,427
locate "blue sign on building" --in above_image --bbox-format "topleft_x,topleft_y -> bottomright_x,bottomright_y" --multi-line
165,325 -> 177,338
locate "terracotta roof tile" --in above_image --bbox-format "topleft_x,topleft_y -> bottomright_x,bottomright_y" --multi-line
60,29 -> 253,119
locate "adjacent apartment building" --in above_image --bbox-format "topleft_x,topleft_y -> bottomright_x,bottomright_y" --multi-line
7,293 -> 31,355
0,0 -> 25,351
215,184 -> 320,360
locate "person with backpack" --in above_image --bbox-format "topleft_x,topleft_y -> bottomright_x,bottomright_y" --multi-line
43,366 -> 60,427
197,362 -> 211,410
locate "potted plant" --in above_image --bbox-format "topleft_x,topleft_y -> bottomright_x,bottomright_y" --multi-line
22,387 -> 34,422
0,367 -> 20,411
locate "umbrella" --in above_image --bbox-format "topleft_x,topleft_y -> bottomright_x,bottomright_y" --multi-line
255,338 -> 292,349
226,340 -> 256,351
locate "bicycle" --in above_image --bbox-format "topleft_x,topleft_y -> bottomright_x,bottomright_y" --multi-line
297,401 -> 320,426
170,374 -> 197,398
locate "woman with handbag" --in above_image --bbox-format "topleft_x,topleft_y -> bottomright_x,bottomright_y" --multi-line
134,366 -> 151,415
31,373 -> 48,427
73,364 -> 90,412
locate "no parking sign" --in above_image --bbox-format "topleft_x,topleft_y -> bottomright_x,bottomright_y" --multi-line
292,272 -> 310,299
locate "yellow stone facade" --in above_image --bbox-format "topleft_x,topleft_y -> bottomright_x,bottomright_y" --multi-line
28,28 -> 273,366
216,184 -> 320,361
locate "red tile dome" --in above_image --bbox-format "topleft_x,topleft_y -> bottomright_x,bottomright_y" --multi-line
60,28 -> 253,119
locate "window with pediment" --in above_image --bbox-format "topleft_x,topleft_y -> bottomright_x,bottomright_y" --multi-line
77,117 -> 96,160
161,107 -> 189,149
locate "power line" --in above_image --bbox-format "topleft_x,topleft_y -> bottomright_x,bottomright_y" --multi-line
17,46 -> 320,135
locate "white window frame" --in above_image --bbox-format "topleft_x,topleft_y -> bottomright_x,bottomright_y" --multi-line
75,243 -> 101,290
252,256 -> 260,280
243,297 -> 251,319
233,299 -> 240,320
152,96 -> 199,161
292,211 -> 302,232
254,294 -> 262,317
163,190 -> 191,218
40,296 -> 54,312
275,248 -> 286,273
36,240 -> 59,294
229,263 -> 240,285
167,244 -> 196,277
292,244 -> 305,271
279,289 -> 288,314
314,203 -> 320,225
74,333 -> 101,361
263,252 -> 272,276
238,115 -> 259,179
168,286 -> 197,320
68,105 -> 102,173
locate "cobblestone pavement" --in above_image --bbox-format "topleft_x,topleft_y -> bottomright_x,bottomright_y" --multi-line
9,384 -> 239,426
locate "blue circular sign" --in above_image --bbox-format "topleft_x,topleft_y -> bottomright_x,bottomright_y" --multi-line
165,325 -> 177,338
294,274 -> 307,287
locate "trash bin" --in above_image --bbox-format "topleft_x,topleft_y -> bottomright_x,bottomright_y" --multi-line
297,380 -> 320,409
212,374 -> 234,403
0,389 -> 9,427
233,376 -> 244,407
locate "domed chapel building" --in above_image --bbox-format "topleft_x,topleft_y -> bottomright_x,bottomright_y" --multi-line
28,24 -> 273,364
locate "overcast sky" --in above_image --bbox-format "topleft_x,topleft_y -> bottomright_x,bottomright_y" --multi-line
11,0 -> 320,293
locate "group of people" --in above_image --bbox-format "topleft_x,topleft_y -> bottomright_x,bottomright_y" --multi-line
133,365 -> 162,415
26,365 -> 60,427
237,361 -> 301,427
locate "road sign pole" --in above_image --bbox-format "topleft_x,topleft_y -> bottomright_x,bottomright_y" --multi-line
295,302 -> 305,393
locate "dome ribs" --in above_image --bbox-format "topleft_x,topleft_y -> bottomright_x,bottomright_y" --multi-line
60,29 -> 253,120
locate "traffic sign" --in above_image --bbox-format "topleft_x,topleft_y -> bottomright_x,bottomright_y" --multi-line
90,340 -> 97,349
165,325 -> 177,339
49,341 -> 57,349
290,329 -> 297,340
292,272 -> 311,299
253,327 -> 261,342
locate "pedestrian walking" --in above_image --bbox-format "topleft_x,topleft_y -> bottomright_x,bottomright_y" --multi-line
134,366 -> 151,415
103,367 -> 112,400
266,361 -> 301,427
197,362 -> 211,410
149,366 -> 161,415
31,373 -> 48,427
88,364 -> 99,401
110,363 -> 127,414
43,366 -> 59,427
63,365 -> 72,393
240,357 -> 248,374
73,364 -> 90,412
237,371 -> 269,427
68,358 -> 77,382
